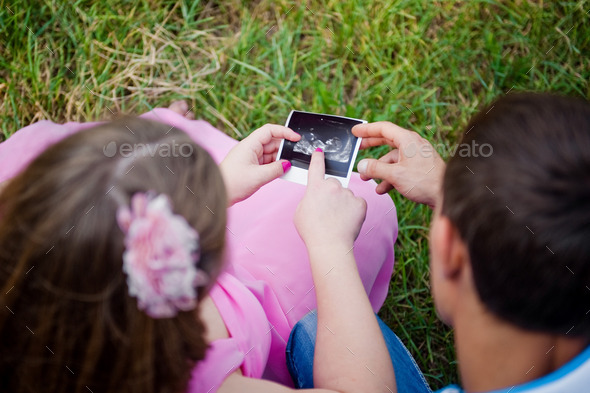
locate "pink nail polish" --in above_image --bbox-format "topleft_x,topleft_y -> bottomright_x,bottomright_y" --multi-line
282,161 -> 292,172
315,148 -> 323,152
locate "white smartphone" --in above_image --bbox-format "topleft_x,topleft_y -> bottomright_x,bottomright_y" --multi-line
276,110 -> 365,187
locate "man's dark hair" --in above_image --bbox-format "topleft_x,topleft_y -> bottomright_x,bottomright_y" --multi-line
442,92 -> 590,337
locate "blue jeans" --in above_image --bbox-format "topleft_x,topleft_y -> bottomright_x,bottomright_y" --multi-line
286,311 -> 433,392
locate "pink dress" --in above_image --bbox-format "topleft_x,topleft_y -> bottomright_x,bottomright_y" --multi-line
0,109 -> 398,391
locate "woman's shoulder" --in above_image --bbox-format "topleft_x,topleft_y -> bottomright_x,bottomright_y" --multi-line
199,295 -> 230,342
188,272 -> 272,392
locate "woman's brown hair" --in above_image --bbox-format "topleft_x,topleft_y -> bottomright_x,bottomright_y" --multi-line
0,117 -> 227,392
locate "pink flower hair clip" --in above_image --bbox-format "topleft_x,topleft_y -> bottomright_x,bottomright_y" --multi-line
116,192 -> 209,318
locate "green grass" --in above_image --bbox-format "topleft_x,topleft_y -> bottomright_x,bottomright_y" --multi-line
1,0 -> 589,389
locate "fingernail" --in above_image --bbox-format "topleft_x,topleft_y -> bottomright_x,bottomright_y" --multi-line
315,148 -> 323,152
282,161 -> 292,173
358,159 -> 368,173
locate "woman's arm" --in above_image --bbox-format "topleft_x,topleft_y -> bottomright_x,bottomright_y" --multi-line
294,150 -> 397,393
219,372 -> 337,393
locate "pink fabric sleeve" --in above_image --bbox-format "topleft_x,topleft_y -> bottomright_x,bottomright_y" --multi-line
187,273 -> 271,393
188,339 -> 244,393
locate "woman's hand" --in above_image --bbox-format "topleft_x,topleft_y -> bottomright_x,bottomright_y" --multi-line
294,149 -> 367,253
220,124 -> 300,206
293,150 -> 396,393
352,121 -> 445,208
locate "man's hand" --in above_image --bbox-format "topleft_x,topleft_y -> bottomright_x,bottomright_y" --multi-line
352,121 -> 445,208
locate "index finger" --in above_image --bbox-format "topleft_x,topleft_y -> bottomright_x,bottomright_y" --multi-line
248,124 -> 301,146
359,137 -> 392,150
307,149 -> 325,187
352,121 -> 413,149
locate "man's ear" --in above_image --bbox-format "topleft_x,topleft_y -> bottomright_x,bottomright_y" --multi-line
432,215 -> 466,280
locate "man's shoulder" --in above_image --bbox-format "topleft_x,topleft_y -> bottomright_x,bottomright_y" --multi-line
436,385 -> 463,393
436,345 -> 590,393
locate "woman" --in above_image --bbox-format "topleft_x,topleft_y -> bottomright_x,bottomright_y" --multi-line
0,102 -> 398,392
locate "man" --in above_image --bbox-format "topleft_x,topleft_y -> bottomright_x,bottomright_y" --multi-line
287,93 -> 590,393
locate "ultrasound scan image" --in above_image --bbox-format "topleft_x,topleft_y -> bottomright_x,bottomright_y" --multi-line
292,132 -> 353,163
279,111 -> 362,177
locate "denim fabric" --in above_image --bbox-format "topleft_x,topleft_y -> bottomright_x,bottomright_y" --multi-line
286,311 -> 432,393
